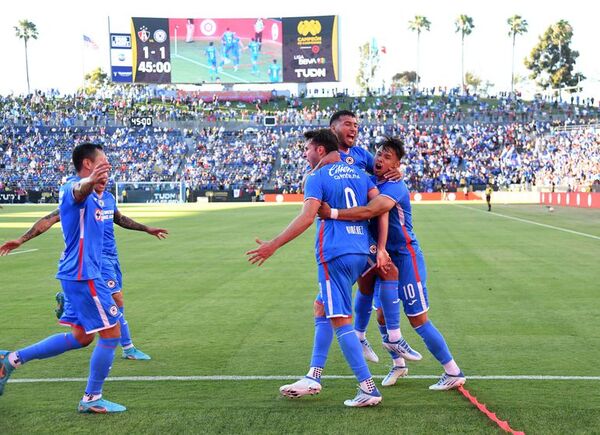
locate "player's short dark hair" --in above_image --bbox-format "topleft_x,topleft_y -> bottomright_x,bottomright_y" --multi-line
329,110 -> 357,126
378,136 -> 405,161
72,143 -> 103,172
304,129 -> 339,154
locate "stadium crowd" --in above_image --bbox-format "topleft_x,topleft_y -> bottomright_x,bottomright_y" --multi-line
1,89 -> 599,200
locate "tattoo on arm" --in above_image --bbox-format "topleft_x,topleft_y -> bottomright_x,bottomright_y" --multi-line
21,209 -> 60,243
114,211 -> 147,232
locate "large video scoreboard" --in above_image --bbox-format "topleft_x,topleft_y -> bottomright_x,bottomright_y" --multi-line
109,16 -> 339,85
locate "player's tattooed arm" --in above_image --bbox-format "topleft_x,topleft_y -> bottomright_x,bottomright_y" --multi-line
113,210 -> 148,232
0,209 -> 60,255
114,211 -> 169,239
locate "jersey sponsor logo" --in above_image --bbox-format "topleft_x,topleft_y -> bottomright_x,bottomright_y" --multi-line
109,305 -> 119,317
107,279 -> 116,289
345,156 -> 355,165
328,164 -> 360,180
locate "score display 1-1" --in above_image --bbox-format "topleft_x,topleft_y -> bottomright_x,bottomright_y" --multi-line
132,17 -> 172,83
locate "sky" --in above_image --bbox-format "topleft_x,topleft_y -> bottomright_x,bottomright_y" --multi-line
2,0 -> 599,98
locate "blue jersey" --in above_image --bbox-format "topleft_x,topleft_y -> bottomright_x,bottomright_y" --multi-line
56,176 -> 104,281
248,41 -> 260,60
339,146 -> 374,174
368,178 -> 420,255
304,161 -> 375,264
205,46 -> 217,63
100,191 -> 118,259
268,63 -> 281,82
222,31 -> 234,46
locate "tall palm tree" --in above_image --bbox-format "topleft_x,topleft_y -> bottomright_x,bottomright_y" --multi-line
507,15 -> 528,94
454,15 -> 474,93
14,19 -> 38,94
408,15 -> 431,90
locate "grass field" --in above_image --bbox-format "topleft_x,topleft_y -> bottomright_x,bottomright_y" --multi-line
171,38 -> 282,84
1,202 -> 599,434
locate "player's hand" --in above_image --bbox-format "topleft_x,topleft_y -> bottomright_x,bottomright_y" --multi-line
146,227 -> 169,239
383,166 -> 403,181
376,248 -> 391,271
246,238 -> 277,266
89,162 -> 111,184
0,239 -> 22,256
317,202 -> 332,219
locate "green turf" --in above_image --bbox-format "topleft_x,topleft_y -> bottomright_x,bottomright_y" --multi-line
0,203 -> 599,434
170,38 -> 282,84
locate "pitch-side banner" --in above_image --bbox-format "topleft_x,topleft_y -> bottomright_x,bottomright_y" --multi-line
282,15 -> 339,82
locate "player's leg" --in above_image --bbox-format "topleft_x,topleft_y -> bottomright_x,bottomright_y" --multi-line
326,255 -> 381,407
279,298 -> 330,398
374,308 -> 408,386
400,252 -> 465,390
70,279 -> 126,413
104,259 -> 150,360
380,253 -> 422,361
0,285 -> 96,396
354,264 -> 379,362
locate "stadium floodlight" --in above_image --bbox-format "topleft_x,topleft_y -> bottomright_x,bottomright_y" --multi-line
116,181 -> 185,204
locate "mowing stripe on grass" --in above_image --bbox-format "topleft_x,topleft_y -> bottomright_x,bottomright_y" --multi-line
173,53 -> 250,83
9,374 -> 600,384
6,248 -> 39,256
456,204 -> 600,241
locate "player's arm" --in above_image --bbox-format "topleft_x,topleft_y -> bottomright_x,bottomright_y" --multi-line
319,193 -> 395,221
113,210 -> 168,239
0,209 -> 60,256
376,211 -> 391,270
72,162 -> 110,203
246,199 -> 320,266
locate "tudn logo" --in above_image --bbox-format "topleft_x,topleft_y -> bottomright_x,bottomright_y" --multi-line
297,20 -> 321,36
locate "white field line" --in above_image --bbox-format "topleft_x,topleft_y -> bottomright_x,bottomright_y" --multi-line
6,248 -> 39,256
9,374 -> 600,384
455,204 -> 600,241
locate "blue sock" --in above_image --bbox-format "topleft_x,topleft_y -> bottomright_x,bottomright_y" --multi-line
118,307 -> 133,348
85,337 -> 119,395
415,320 -> 453,365
17,333 -> 83,364
378,323 -> 401,359
309,316 -> 333,369
354,290 -> 373,333
379,280 -> 400,331
335,324 -> 371,383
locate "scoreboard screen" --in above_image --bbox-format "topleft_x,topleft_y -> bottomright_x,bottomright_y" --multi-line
110,16 -> 339,85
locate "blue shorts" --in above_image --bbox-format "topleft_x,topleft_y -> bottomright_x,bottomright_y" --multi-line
373,250 -> 429,317
315,254 -> 368,318
58,278 -> 121,334
101,257 -> 122,294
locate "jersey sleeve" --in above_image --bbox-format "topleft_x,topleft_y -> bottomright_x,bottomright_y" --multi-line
303,172 -> 323,202
379,181 -> 404,204
58,181 -> 77,208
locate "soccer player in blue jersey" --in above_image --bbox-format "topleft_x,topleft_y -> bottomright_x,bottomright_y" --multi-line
319,137 -> 466,390
0,143 -> 128,412
0,188 -> 168,360
204,41 -> 219,81
247,129 -> 383,407
247,37 -> 260,75
328,110 -> 414,364
268,59 -> 281,83
221,28 -> 235,64
231,35 -> 244,72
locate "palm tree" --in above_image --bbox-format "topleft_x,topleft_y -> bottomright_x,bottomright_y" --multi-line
408,15 -> 431,90
507,15 -> 528,94
14,19 -> 38,94
454,15 -> 474,93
